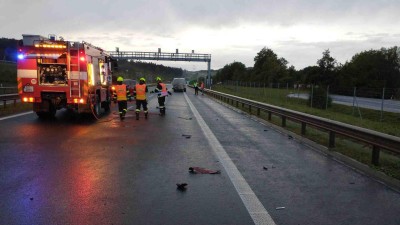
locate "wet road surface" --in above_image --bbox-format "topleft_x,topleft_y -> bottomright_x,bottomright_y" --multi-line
1,86 -> 400,225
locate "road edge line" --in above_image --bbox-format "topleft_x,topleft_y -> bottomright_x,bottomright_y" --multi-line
184,93 -> 276,225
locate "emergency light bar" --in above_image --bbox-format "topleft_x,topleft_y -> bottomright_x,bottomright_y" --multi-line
34,44 -> 66,49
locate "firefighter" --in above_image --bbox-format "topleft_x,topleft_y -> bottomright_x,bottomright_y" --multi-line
194,81 -> 199,95
134,77 -> 148,120
113,76 -> 131,121
154,77 -> 171,116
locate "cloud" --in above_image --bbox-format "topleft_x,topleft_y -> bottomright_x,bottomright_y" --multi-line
1,0 -> 399,70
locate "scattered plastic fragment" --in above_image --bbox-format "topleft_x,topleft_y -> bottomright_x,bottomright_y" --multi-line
263,166 -> 268,170
189,167 -> 221,174
350,182 -> 355,184
30,198 -> 34,200
176,183 -> 188,191
182,134 -> 192,139
288,135 -> 293,139
264,129 -> 268,131
275,207 -> 285,210
178,117 -> 192,120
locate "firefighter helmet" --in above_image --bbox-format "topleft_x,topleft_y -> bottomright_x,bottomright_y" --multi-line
117,76 -> 124,82
140,77 -> 146,82
156,77 -> 162,82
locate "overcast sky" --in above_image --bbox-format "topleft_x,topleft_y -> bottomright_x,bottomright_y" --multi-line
1,0 -> 399,71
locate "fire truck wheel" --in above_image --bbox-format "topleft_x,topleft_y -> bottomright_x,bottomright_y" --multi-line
103,101 -> 111,112
93,96 -> 101,116
36,111 -> 46,118
49,104 -> 56,117
94,103 -> 101,116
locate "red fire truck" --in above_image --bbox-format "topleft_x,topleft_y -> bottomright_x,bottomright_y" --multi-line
17,34 -> 114,118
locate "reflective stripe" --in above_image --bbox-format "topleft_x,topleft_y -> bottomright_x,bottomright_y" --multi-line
135,84 -> 146,100
17,69 -> 37,78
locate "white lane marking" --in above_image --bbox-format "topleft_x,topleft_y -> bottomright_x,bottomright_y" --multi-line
0,111 -> 34,121
184,93 -> 276,225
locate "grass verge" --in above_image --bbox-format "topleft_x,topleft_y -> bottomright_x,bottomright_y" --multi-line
212,85 -> 400,181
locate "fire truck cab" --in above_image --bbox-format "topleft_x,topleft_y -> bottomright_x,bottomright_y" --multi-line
17,34 -> 113,118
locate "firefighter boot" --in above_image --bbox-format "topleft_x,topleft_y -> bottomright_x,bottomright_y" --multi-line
119,113 -> 123,121
145,111 -> 148,119
162,107 -> 166,115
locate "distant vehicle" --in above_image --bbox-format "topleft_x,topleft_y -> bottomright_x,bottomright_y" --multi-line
123,79 -> 136,94
172,78 -> 186,92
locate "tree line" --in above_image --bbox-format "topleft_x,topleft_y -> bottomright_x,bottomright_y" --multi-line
114,60 -> 184,83
214,46 -> 400,98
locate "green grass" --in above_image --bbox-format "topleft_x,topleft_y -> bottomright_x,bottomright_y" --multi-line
0,62 -> 17,86
214,85 -> 400,137
213,84 -> 400,180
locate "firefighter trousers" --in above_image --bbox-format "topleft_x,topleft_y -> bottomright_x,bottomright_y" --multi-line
118,100 -> 127,116
158,96 -> 166,113
136,99 -> 148,112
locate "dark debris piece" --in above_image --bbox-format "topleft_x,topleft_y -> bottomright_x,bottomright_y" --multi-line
182,134 -> 192,139
176,183 -> 188,191
178,117 -> 192,120
288,135 -> 293,139
263,166 -> 268,170
189,167 -> 221,174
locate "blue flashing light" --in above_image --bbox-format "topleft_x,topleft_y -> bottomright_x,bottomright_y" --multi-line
18,54 -> 24,60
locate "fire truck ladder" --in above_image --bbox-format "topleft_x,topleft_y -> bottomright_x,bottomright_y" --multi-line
68,42 -> 81,98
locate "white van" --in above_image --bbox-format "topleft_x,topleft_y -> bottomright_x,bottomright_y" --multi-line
172,78 -> 186,92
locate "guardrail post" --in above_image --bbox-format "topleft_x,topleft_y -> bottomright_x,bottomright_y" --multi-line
268,112 -> 271,121
236,101 -> 238,107
281,116 -> 286,127
3,100 -> 6,109
372,146 -> 380,166
329,131 -> 336,148
249,105 -> 252,114
301,122 -> 306,135
13,99 -> 17,107
257,108 -> 260,116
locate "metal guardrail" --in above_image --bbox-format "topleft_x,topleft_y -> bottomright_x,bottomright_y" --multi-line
203,88 -> 400,166
0,86 -> 18,95
0,93 -> 19,108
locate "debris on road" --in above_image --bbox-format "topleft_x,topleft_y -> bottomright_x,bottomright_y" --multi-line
275,207 -> 285,210
30,197 -> 34,201
263,166 -> 268,170
264,129 -> 268,131
182,134 -> 192,139
288,135 -> 293,139
189,167 -> 221,174
176,183 -> 188,191
178,117 -> 192,120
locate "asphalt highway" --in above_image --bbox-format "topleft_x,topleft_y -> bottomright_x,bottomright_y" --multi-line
1,86 -> 400,225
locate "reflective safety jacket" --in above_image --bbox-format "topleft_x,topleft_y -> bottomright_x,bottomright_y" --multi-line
135,83 -> 147,100
113,84 -> 129,101
155,82 -> 169,97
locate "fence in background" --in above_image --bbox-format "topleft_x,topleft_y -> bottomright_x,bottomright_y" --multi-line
216,81 -> 400,121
